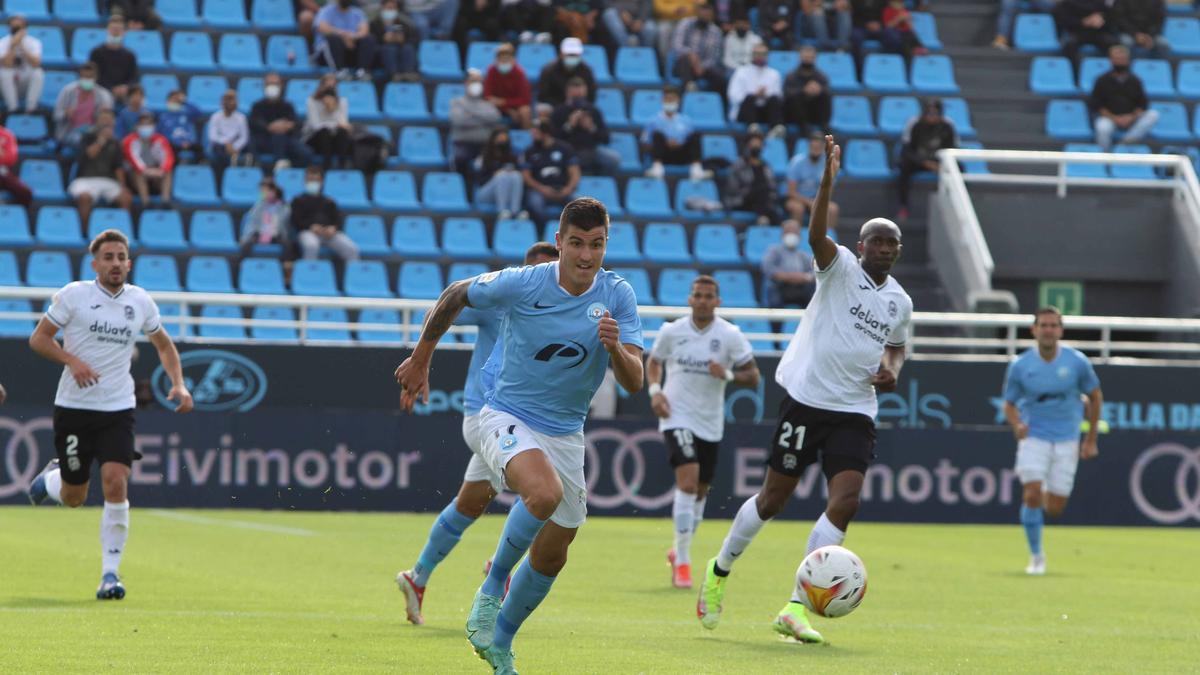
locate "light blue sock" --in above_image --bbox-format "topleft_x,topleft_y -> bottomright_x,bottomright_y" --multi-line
481,499 -> 546,597
1020,505 -> 1044,556
413,499 -> 476,586
493,561 -> 556,650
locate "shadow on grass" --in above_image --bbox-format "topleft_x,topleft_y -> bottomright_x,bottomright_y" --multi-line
695,633 -> 864,659
0,597 -> 99,609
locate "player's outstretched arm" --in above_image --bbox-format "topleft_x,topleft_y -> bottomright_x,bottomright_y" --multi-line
646,356 -> 670,418
809,135 -> 841,270
29,318 -> 99,388
396,279 -> 472,411
870,344 -> 905,393
148,329 -> 193,412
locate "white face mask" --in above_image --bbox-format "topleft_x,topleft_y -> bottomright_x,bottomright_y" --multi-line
264,84 -> 282,99
304,181 -> 321,195
467,81 -> 483,97
782,232 -> 800,249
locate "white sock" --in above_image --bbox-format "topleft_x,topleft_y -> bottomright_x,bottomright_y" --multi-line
101,501 -> 130,576
43,469 -> 63,505
673,489 -> 697,564
692,497 -> 706,534
806,512 -> 846,556
716,495 -> 767,572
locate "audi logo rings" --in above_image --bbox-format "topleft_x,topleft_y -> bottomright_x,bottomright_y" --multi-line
0,417 -> 52,499
584,428 -> 675,511
1129,443 -> 1200,525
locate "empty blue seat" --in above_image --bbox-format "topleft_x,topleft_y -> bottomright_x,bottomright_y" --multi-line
252,0 -> 297,29
266,35 -> 313,73
957,140 -> 990,175
27,251 -> 71,287
643,222 -> 690,263
911,54 -> 958,94
250,306 -> 297,341
442,217 -> 490,258
344,215 -> 389,256
615,46 -> 661,85
831,95 -> 877,135
291,260 -> 340,296
373,171 -> 420,210
1030,56 -> 1077,95
341,81 -> 382,120
383,82 -> 431,121
605,221 -> 641,263
1014,14 -> 1059,52
71,27 -> 106,64
658,268 -> 698,306
174,165 -> 221,205
613,267 -> 654,304
36,206 -> 83,247
573,176 -> 623,215
284,78 -> 318,115
675,178 -> 721,218
694,224 -> 741,265
133,254 -> 181,291
1111,144 -> 1157,179
77,254 -> 93,280
843,139 -> 892,178
186,74 -> 228,114
157,306 -> 192,334
392,216 -> 440,257
1063,143 -> 1107,178
203,0 -> 248,27
583,44 -> 612,83
1045,99 -> 1092,140
943,98 -> 977,138
516,43 -> 555,82
399,126 -> 446,166
158,0 -> 202,26
466,41 -> 502,72
1078,57 -> 1110,94
910,12 -> 942,50
432,83 -> 463,121
138,210 -> 187,250
10,0 -> 51,21
169,31 -> 215,70
816,51 -> 860,92
190,210 -> 238,252
186,256 -> 235,293
1133,59 -> 1175,97
269,168 -> 302,201
768,49 -> 799,77
493,218 -> 537,259
27,26 -> 66,66
422,172 -> 469,212
356,308 -> 403,342
41,70 -> 75,108
0,206 -> 32,245
199,304 -> 245,339
86,208 -> 135,243
606,131 -> 641,171
322,170 -> 370,209
682,91 -> 725,130
305,307 -> 351,341
218,33 -> 264,72
734,319 -> 773,349
1178,60 -> 1200,98
344,260 -> 393,298
9,114 -> 48,147
0,299 -> 35,336
878,96 -> 920,137
863,54 -> 909,92
702,134 -> 738,164
1150,101 -> 1191,141
714,270 -> 757,308
56,0 -> 100,22
142,73 -> 181,112
1165,17 -> 1200,56
125,30 -> 167,68
239,257 -> 287,294
596,88 -> 629,128
21,160 -> 65,201
743,225 -> 780,262
624,177 -> 673,218
419,40 -> 463,79
221,166 -> 263,206
448,262 -> 488,282
629,89 -> 663,126
0,250 -> 21,286
399,261 -> 444,299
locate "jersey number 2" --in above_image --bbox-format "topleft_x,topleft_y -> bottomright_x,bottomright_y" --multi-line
65,434 -> 81,472
777,422 -> 806,451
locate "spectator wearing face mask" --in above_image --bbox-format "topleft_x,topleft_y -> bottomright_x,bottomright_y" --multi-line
208,89 -> 251,171
1090,43 -> 1159,150
474,128 -> 526,220
291,165 -> 359,261
54,62 -> 114,147
550,76 -> 620,175
240,179 -> 291,259
642,85 -> 708,182
759,0 -> 798,48
537,37 -> 597,106
251,73 -> 310,170
315,0 -> 378,80
722,14 -> 764,71
88,16 -> 138,102
783,45 -> 832,133
727,43 -> 784,134
785,132 -> 838,226
0,15 -> 44,114
372,0 -> 420,81
452,68 -> 503,172
483,43 -> 532,129
121,111 -> 175,205
69,109 -> 132,224
761,218 -> 815,308
670,2 -> 725,94
521,120 -> 581,220
157,89 -> 205,157
303,78 -> 354,169
722,130 -> 778,224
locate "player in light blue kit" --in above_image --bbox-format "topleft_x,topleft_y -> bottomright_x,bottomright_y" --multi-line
1001,306 -> 1103,576
395,198 -> 644,674
397,242 -> 559,626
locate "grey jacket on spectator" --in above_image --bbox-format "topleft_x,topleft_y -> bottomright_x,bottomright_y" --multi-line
302,95 -> 349,140
53,81 -> 114,141
722,156 -> 777,209
450,94 -> 502,145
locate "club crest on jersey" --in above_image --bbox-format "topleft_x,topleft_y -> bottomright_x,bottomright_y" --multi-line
124,305 -> 134,320
477,271 -> 500,285
888,300 -> 897,319
1058,366 -> 1071,378
710,339 -> 720,353
586,302 -> 607,323
782,453 -> 798,471
500,434 -> 518,450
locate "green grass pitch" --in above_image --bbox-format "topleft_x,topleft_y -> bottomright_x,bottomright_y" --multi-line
2,508 -> 1198,673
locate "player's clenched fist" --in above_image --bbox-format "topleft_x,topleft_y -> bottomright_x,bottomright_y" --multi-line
395,356 -> 431,412
598,310 -> 620,352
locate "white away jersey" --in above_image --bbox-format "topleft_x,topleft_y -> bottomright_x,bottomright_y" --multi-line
776,245 -> 912,418
649,316 -> 754,442
46,281 -> 162,411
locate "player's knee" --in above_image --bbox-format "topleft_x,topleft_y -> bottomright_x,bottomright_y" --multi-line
676,475 -> 699,494
101,477 -> 127,501
522,487 -> 563,520
62,491 -> 86,508
755,491 -> 787,520
828,493 -> 860,523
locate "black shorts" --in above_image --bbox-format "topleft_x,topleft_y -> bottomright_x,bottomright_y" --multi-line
53,406 -> 136,486
767,396 -> 876,479
664,428 -> 720,485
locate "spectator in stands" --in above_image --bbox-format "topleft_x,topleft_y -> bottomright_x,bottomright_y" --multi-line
89,16 -> 139,102
550,77 -> 620,174
250,73 -> 311,170
761,218 -> 815,308
484,43 -> 533,129
993,0 -> 1056,50
109,0 -> 161,30
1114,0 -> 1168,58
655,0 -> 699,53
896,97 -> 958,219
0,15 -> 44,115
783,45 -> 832,133
452,68 -> 503,172
1053,0 -> 1119,64
115,84 -> 147,140
1090,44 -> 1159,150
157,90 -> 205,159
315,0 -> 378,80
723,130 -> 778,224
240,179 -> 292,259
671,2 -> 726,94
292,165 -> 359,261
803,0 -> 853,50
474,128 -> 526,219
851,0 -> 902,62
521,120 -> 581,219
303,82 -> 354,169
453,0 -> 502,44
0,123 -> 33,207
372,0 -> 420,81
881,0 -> 928,59
603,0 -> 659,47
298,0 -> 326,43
54,62 -> 114,147
500,0 -> 555,45
555,0 -> 600,40
727,43 -> 785,134
208,90 -> 251,172
759,0 -> 799,49
642,85 -> 708,181
406,0 -> 460,40
722,13 -> 763,71
68,110 -> 132,226
537,38 -> 597,106
122,112 -> 175,206
785,132 -> 839,227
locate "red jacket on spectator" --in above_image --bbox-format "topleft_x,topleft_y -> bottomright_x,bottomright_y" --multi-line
121,132 -> 176,174
881,5 -> 914,32
484,63 -> 532,111
0,126 -> 18,169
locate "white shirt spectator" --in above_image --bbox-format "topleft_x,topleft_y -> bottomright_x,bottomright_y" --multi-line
207,109 -> 250,152
722,30 -> 763,71
0,32 -> 43,68
726,62 -> 782,120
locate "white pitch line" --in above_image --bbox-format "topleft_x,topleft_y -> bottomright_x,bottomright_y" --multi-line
144,510 -> 317,536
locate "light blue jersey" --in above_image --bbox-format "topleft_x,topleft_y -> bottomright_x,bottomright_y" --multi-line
457,307 -> 502,415
1002,347 -> 1100,442
468,261 -> 643,435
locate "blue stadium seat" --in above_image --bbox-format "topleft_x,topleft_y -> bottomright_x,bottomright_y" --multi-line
816,51 -> 861,92
174,165 -> 221,205
252,0 -> 297,30
629,89 -> 663,126
583,44 -> 613,83
674,178 -> 721,218
86,208 -> 134,244
573,176 -> 623,215
605,221 -> 641,263
466,41 -> 501,72
291,260 -> 340,296
169,31 -> 215,71
344,260 -> 393,298
911,54 -> 958,94
218,33 -> 264,73
190,210 -> 238,252
407,308 -> 457,343
1045,99 -> 1092,140
702,134 -> 738,164
910,12 -> 942,50
1014,14 -> 1059,52
1111,144 -> 1157,179
41,70 -> 75,108
186,75 -> 228,114
843,139 -> 893,178
1178,60 -> 1200,98
9,114 -> 48,156
158,0 -> 202,26
383,82 -> 431,121
284,78 -> 318,116
768,49 -> 799,77
624,177 -> 673,218
36,206 -> 83,247
356,309 -> 402,342
658,268 -> 698,306
682,91 -> 725,131
613,267 -> 654,304
734,319 -> 773,349
605,131 -> 641,171
322,170 -> 370,210
69,27 -> 105,64
221,166 -> 263,206
943,98 -> 977,138
341,81 -> 382,120
125,30 -> 167,68
615,46 -> 661,85
274,167 -> 305,200
0,206 -> 32,245
250,306 -> 297,341
344,215 -> 389,256
78,254 -> 93,280
764,136 -> 789,177
516,43 -> 555,82
186,256 -> 235,293
10,0 -> 51,21
266,35 -> 313,74
1078,57 -> 1110,94
142,74 -> 181,112
432,83 -> 464,121
448,262 -> 487,282
419,40 -> 463,80
596,88 -> 629,128
714,270 -> 758,308
306,307 -> 351,341
1063,143 -> 1107,178
27,26 -> 66,66
878,96 -> 920,137
422,172 -> 469,212
133,254 -> 181,291
643,223 -> 690,263
1030,56 -> 1077,95
27,251 -> 70,287
203,0 -> 248,27
398,126 -> 446,167
694,224 -> 741,265
239,257 -> 287,294
373,171 -> 420,210
199,305 -> 245,339
1149,101 -> 1191,141
830,95 -> 877,135
743,225 -> 779,262
399,261 -> 444,299
0,299 -> 34,336
138,210 -> 187,250
493,218 -> 537,259
863,54 -> 909,92
55,0 -> 100,22
234,75 -> 261,110
1133,59 -> 1175,97
442,217 -> 490,258
0,250 -> 21,286
957,140 -> 990,175
1165,17 -> 1200,56
21,160 -> 65,201
392,216 -> 440,257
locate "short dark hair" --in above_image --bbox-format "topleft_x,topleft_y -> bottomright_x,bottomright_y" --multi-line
524,241 -> 559,264
89,228 -> 130,255
566,76 -> 587,89
80,61 -> 97,73
128,84 -> 144,97
1033,306 -> 1062,323
305,164 -> 323,177
663,84 -> 681,98
558,197 -> 609,233
692,274 -> 720,295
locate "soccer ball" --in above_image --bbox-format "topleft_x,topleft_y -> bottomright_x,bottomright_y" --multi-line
795,545 -> 868,618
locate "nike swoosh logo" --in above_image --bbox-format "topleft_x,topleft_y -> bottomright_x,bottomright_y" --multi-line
858,285 -> 872,291
731,551 -> 742,557
91,304 -> 102,309
505,537 -> 521,551
533,301 -> 555,309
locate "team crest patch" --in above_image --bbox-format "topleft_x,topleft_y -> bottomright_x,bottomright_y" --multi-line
477,271 -> 501,285
782,453 -> 798,471
710,339 -> 721,353
1058,366 -> 1071,378
500,434 -> 518,451
887,300 -> 898,319
586,302 -> 607,323
124,305 -> 134,320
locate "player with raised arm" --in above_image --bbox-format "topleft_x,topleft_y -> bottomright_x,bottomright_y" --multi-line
646,275 -> 760,589
397,242 -> 560,626
1002,306 -> 1103,576
695,136 -> 913,644
395,198 -> 643,674
26,229 -> 193,600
